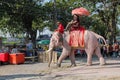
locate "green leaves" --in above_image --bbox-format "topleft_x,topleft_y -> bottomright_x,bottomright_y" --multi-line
0,0 -> 119,43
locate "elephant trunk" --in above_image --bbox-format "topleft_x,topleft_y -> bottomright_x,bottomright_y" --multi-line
46,48 -> 53,67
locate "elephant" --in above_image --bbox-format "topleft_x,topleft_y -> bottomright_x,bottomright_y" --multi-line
47,30 -> 106,67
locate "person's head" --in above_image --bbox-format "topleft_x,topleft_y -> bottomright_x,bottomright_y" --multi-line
56,21 -> 61,26
73,14 -> 80,22
56,21 -> 64,34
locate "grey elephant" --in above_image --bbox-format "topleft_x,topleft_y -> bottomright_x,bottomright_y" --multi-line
47,30 -> 106,67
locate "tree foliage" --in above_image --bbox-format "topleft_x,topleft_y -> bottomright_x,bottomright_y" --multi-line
0,0 -> 46,44
0,0 -> 120,45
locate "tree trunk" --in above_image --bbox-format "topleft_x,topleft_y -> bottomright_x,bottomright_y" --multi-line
30,30 -> 37,47
112,3 -> 117,43
22,14 -> 37,46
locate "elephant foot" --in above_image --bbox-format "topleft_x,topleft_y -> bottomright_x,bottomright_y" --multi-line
86,64 -> 92,66
86,62 -> 92,66
100,61 -> 106,66
56,63 -> 61,67
100,63 -> 105,66
69,64 -> 77,67
100,57 -> 106,66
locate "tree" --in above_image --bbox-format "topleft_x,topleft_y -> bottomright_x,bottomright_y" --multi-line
86,0 -> 120,43
0,0 -> 45,45
72,0 -> 120,43
0,0 -> 119,45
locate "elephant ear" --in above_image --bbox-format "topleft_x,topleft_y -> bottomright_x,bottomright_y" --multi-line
54,31 -> 64,46
58,32 -> 63,42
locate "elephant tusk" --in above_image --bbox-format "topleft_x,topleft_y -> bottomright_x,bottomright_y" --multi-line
46,48 -> 53,53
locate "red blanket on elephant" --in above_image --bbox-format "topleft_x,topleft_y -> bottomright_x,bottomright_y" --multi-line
69,27 -> 85,48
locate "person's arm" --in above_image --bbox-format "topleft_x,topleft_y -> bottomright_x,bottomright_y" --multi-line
72,22 -> 79,27
65,20 -> 74,31
65,20 -> 79,30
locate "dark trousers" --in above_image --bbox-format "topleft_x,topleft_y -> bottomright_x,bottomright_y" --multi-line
26,50 -> 33,57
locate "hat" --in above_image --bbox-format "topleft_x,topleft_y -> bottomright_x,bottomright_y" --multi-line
72,7 -> 90,16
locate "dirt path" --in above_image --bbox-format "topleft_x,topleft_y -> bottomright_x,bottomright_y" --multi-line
0,57 -> 120,80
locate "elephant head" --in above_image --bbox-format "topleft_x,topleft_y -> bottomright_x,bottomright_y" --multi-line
46,31 -> 63,67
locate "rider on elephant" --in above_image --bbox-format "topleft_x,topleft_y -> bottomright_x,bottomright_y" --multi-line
65,14 -> 85,31
54,21 -> 64,45
55,21 -> 64,34
65,14 -> 85,47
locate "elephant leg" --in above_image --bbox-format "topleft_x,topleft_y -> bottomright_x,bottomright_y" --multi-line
57,51 -> 69,67
87,54 -> 92,66
95,47 -> 106,65
85,49 -> 93,66
69,49 -> 76,67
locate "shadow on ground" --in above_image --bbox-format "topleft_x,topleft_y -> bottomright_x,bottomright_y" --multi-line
0,74 -> 40,80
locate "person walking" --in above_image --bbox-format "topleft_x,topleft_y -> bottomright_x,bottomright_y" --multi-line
26,40 -> 33,57
113,42 -> 119,57
11,44 -> 18,53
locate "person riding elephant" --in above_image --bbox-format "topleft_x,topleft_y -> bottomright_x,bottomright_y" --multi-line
56,21 -> 64,34
65,14 -> 85,47
65,14 -> 85,31
51,21 -> 64,46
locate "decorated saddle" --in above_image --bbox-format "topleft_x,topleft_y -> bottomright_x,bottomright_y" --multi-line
69,26 -> 85,48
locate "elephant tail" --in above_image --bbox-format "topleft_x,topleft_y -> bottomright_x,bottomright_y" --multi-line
90,31 -> 107,45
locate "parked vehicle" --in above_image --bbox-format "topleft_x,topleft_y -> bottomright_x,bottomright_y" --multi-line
36,35 -> 50,42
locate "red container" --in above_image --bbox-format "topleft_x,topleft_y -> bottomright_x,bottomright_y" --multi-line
9,53 -> 25,64
0,53 -> 9,62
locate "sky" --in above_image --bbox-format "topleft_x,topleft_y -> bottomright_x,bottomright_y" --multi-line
37,27 -> 53,37
0,27 -> 53,38
44,0 -> 50,3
